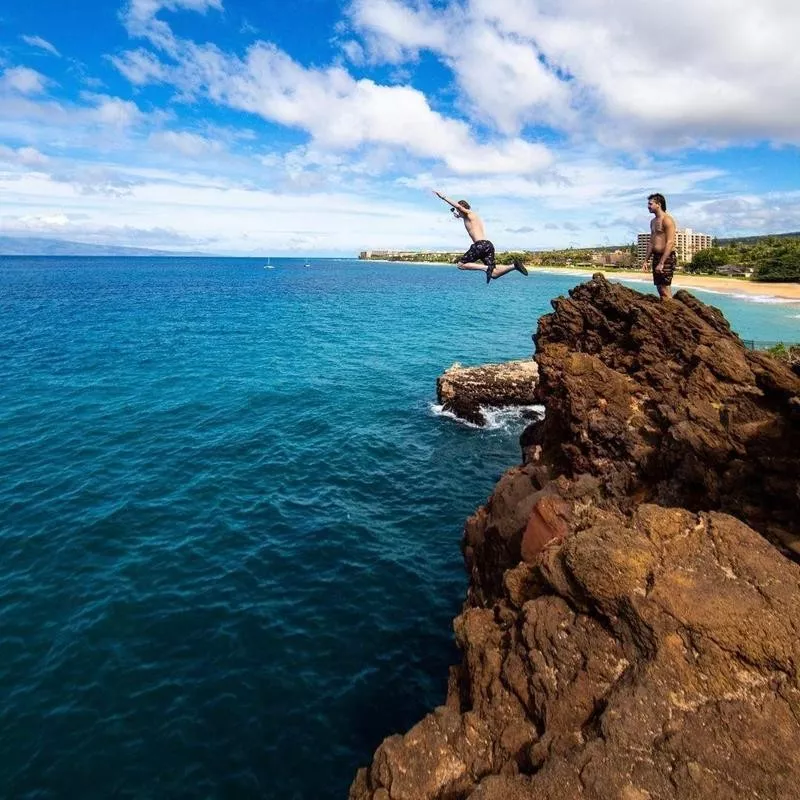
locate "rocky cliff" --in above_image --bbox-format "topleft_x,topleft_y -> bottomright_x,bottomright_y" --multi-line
350,276 -> 800,800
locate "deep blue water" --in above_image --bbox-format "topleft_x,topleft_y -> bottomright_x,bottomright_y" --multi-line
1,257 -> 797,799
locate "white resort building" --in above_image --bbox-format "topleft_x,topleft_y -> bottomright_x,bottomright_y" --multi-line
636,228 -> 713,265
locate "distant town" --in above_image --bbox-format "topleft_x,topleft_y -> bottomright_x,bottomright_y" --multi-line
361,227 -> 712,268
360,230 -> 800,282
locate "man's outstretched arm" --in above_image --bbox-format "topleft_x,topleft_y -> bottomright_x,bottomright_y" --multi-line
432,189 -> 462,211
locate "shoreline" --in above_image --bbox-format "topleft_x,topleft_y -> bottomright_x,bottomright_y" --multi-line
373,260 -> 800,302
536,266 -> 800,302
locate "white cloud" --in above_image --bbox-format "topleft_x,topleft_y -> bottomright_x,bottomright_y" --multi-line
17,212 -> 71,229
3,0 -> 795,255
148,130 -> 224,157
350,0 -> 570,133
83,94 -> 146,127
400,158 -> 723,210
20,35 -> 61,57
0,91 -> 159,159
113,39 -> 553,175
18,146 -> 49,166
679,192 -> 800,237
109,48 -> 168,85
339,40 -> 366,66
1,208 -> 207,247
0,144 -> 49,167
1,66 -> 48,95
123,0 -> 224,52
0,166 -> 448,253
111,0 -> 557,175
127,0 -> 223,17
49,165 -> 140,197
351,0 -> 449,61
0,147 -> 749,254
347,0 -> 800,146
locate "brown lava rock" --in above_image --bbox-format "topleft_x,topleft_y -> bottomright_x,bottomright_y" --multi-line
351,276 -> 800,800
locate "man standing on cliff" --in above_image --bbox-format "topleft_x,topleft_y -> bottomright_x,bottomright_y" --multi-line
641,192 -> 677,301
432,190 -> 528,283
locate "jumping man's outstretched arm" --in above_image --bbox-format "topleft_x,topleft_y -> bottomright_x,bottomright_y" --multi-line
432,190 -> 465,213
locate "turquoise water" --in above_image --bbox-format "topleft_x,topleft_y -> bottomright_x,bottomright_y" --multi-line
1,257 -> 797,799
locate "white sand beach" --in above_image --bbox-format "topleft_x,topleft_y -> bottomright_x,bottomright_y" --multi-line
393,260 -> 800,301
535,267 -> 800,302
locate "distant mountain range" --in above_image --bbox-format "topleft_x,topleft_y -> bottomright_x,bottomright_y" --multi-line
0,237 -> 204,256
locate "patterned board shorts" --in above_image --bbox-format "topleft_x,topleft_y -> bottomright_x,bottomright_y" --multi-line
459,239 -> 496,269
651,251 -> 677,286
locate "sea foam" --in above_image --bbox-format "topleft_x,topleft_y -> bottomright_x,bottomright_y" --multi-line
430,402 -> 544,432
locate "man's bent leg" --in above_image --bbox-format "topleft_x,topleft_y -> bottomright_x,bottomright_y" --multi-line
489,264 -> 513,278
490,261 -> 528,279
456,241 -> 498,282
457,261 -> 491,273
457,240 -> 492,278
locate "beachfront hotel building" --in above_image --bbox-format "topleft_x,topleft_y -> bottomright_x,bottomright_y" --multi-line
636,229 -> 713,264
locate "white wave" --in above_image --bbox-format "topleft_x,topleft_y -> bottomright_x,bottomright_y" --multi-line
483,404 -> 545,431
605,276 -> 800,305
541,269 -> 598,278
430,403 -> 482,428
683,287 -> 800,304
613,277 -> 651,286
729,294 -> 800,305
430,402 -> 544,431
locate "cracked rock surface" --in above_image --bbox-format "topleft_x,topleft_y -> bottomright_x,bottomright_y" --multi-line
351,277 -> 800,800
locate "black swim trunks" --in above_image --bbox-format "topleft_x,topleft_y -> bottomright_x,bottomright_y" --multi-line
651,251 -> 677,286
458,239 -> 496,270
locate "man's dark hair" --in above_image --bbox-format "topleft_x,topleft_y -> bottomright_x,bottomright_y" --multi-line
648,193 -> 667,211
457,200 -> 471,209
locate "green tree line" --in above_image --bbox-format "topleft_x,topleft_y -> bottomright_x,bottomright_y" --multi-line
689,237 -> 800,282
368,250 -> 542,265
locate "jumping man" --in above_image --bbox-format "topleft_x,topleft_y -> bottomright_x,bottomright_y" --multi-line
432,191 -> 528,283
641,193 -> 676,301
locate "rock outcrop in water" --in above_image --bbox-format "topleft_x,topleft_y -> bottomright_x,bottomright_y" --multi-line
350,276 -> 800,800
436,360 -> 539,426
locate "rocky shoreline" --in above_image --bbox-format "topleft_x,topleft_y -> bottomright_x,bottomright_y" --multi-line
350,275 -> 800,799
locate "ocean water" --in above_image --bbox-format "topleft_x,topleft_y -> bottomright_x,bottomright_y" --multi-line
1,257 -> 797,799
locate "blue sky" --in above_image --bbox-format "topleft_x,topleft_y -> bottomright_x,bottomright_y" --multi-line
1,0 -> 799,255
